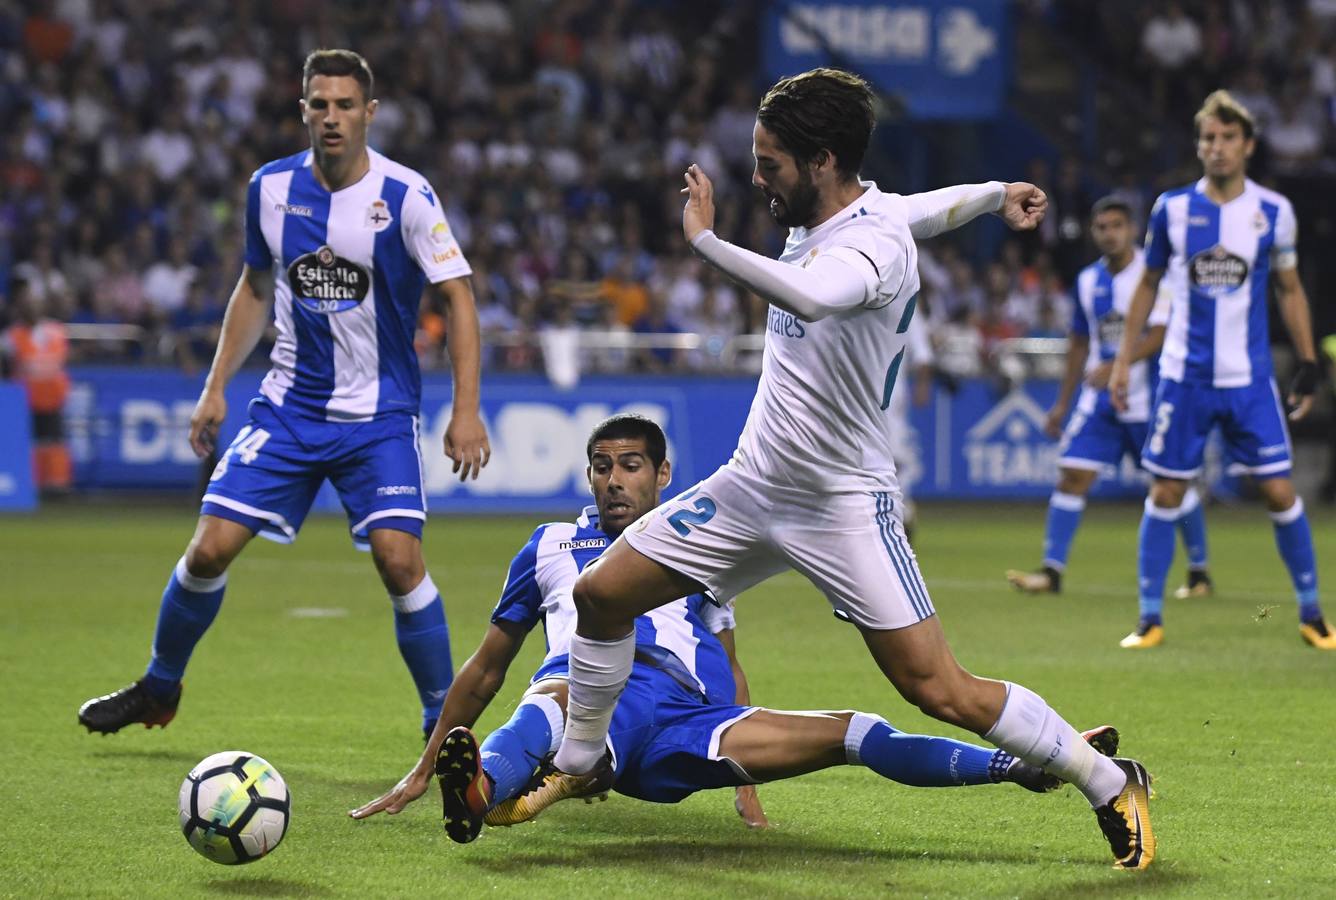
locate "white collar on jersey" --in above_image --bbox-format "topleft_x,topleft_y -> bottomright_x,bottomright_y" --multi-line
1193,176 -> 1258,205
576,505 -> 601,531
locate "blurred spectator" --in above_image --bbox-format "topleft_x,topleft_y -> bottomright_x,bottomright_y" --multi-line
143,238 -> 197,316
631,292 -> 684,372
1,279 -> 72,493
1142,2 -> 1203,112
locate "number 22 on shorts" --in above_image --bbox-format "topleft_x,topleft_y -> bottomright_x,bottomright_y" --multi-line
667,493 -> 717,537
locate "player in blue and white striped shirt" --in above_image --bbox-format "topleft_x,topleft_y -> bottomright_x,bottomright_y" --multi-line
1006,197 -> 1212,597
78,50 -> 492,737
1109,90 -> 1331,650
351,415 -> 1107,841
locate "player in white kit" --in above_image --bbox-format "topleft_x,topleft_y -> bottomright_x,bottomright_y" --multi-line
551,69 -> 1156,870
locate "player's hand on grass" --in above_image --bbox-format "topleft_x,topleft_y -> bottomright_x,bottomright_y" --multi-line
1043,404 -> 1067,439
734,785 -> 770,829
1286,359 -> 1319,421
189,388 -> 227,458
1085,360 -> 1113,390
445,409 -> 491,482
997,182 -> 1047,231
349,764 -> 432,819
682,163 -> 716,243
1108,358 -> 1131,414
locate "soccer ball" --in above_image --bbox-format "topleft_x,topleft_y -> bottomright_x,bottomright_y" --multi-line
178,750 -> 291,865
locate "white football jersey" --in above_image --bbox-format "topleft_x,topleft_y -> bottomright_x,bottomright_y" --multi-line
732,181 -> 920,494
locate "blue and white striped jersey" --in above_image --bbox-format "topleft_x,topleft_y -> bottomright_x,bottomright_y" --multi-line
490,506 -> 738,707
1071,249 -> 1169,422
1145,178 -> 1298,388
244,148 -> 471,421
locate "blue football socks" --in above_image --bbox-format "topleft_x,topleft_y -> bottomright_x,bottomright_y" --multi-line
1271,499 -> 1322,622
1177,487 -> 1209,570
391,576 -> 453,734
1137,499 -> 1178,626
143,557 -> 226,699
1042,491 -> 1086,570
845,713 -> 1001,787
480,694 -> 565,807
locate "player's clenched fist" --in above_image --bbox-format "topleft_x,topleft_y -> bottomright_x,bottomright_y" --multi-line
999,182 -> 1047,231
682,163 -> 716,242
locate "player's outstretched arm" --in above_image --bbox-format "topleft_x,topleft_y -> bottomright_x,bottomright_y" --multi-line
714,626 -> 770,829
1109,268 -> 1164,413
681,164 -> 871,322
1047,333 -> 1089,438
903,182 -> 1047,240
350,621 -> 525,820
435,277 -> 492,481
189,265 -> 273,457
1274,267 -> 1321,421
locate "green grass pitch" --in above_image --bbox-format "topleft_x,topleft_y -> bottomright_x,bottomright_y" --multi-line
2,501 -> 1333,898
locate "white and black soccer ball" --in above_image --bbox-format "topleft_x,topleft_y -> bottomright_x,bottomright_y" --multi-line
178,750 -> 291,865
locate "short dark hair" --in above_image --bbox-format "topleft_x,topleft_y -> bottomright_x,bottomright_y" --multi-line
1090,196 -> 1133,220
757,67 -> 875,178
302,49 -> 374,101
586,414 -> 667,469
1194,89 -> 1254,139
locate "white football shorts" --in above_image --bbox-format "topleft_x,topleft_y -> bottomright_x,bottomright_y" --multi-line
621,463 -> 935,630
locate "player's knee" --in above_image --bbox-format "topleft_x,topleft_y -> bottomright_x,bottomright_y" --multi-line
571,569 -> 626,629
1259,478 -> 1296,512
184,537 -> 234,579
1149,479 -> 1186,510
373,546 -> 424,596
1056,469 -> 1091,495
901,674 -> 982,731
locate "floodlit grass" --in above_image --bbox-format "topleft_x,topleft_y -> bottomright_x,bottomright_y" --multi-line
2,500 -> 1333,898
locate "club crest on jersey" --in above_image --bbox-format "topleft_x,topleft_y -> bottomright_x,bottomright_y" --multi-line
1253,210 -> 1270,235
1188,245 -> 1248,296
364,199 -> 394,232
288,245 -> 370,313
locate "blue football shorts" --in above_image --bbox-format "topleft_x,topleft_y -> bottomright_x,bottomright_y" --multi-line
1140,377 -> 1292,480
1058,387 -> 1150,473
608,664 -> 759,804
201,398 -> 427,549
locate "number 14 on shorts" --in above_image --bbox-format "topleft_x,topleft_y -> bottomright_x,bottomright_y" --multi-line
210,426 -> 272,481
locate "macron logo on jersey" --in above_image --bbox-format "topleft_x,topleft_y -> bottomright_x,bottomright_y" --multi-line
558,538 -> 607,551
418,185 -> 435,206
275,202 -> 313,218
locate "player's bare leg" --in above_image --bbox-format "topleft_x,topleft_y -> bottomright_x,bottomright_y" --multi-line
1007,466 -> 1097,594
1256,476 -> 1333,648
78,515 -> 253,734
184,514 -> 255,576
554,539 -> 706,774
859,617 -> 1154,868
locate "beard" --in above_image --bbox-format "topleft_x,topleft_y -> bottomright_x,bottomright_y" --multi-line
766,171 -> 820,228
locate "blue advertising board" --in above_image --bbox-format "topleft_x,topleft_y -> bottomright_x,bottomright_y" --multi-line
0,383 -> 37,511
762,0 -> 1010,120
65,368 -> 1152,508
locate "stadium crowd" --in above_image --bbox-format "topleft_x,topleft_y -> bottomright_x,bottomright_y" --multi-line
1,0 -> 1334,382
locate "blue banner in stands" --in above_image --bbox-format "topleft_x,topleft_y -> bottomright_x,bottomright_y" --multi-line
762,0 -> 1010,120
66,368 -> 1155,506
0,383 -> 37,511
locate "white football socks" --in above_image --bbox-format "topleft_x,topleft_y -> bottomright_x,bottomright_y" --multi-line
552,630 -> 635,775
984,682 -> 1126,807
